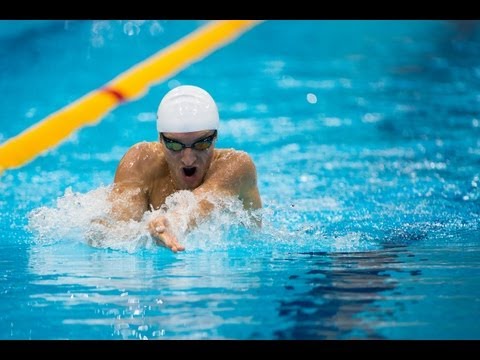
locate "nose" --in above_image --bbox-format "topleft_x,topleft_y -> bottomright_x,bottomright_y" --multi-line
180,148 -> 196,166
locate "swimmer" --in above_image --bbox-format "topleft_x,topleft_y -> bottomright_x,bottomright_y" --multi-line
108,85 -> 262,252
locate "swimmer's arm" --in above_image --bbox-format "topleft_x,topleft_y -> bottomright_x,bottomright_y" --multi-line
93,143 -> 182,252
186,152 -> 262,229
240,180 -> 262,227
109,144 -> 151,222
90,175 -> 152,247
237,152 -> 262,211
108,181 -> 149,222
233,152 -> 262,226
109,179 -> 184,252
149,152 -> 261,251
88,180 -> 149,247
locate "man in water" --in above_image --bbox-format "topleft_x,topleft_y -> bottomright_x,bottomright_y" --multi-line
108,85 -> 262,252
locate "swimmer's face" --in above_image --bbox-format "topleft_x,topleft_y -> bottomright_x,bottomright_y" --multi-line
160,130 -> 217,190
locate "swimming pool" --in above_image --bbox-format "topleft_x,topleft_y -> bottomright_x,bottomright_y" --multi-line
0,20 -> 479,340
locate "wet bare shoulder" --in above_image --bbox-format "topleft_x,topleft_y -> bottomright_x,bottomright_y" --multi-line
214,148 -> 247,162
215,149 -> 255,168
115,142 -> 166,182
211,149 -> 258,183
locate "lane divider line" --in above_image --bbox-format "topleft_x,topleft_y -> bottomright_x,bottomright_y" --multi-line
0,20 -> 263,174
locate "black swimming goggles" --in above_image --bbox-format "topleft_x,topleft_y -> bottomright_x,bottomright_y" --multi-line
161,130 -> 217,152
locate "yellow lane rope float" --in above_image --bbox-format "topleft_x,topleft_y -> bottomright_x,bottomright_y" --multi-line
0,20 -> 263,175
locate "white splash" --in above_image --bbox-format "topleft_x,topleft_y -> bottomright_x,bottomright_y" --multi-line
26,186 -> 263,253
27,186 -> 152,252
26,186 -> 376,254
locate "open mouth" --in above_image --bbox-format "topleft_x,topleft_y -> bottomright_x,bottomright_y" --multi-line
183,167 -> 197,177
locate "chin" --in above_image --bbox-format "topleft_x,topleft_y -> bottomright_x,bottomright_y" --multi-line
175,167 -> 206,190
178,176 -> 202,190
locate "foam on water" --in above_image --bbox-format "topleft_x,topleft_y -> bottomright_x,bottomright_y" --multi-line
26,186 -> 377,255
26,186 -> 263,253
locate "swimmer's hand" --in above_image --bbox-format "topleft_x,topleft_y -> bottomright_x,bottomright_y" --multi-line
148,217 -> 185,253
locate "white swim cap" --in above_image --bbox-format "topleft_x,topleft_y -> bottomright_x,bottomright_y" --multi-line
156,85 -> 219,133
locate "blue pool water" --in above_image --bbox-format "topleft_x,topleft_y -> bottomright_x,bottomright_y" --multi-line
0,20 -> 479,340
